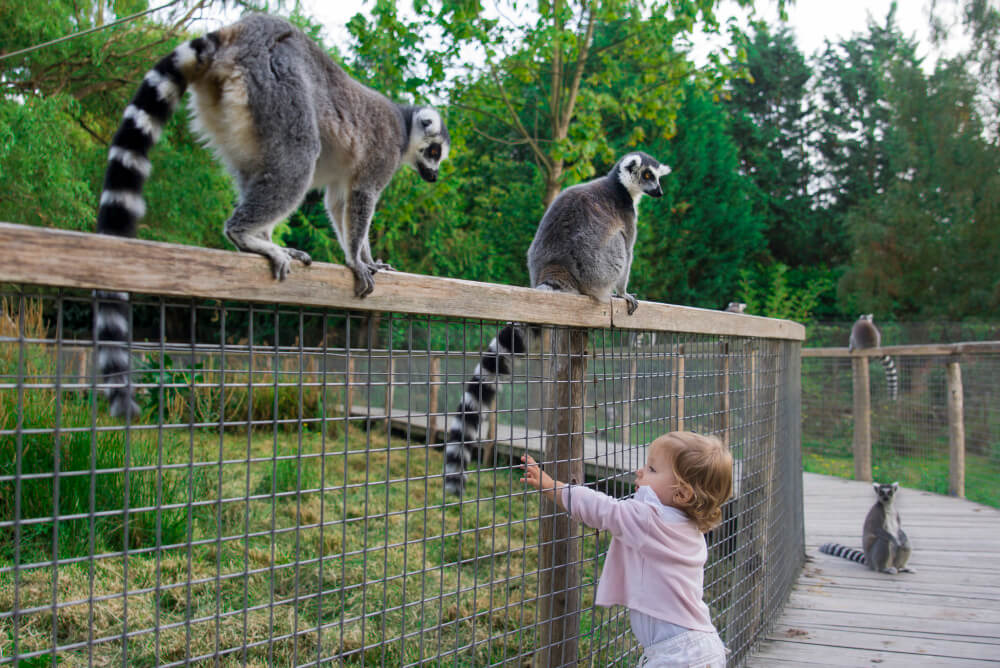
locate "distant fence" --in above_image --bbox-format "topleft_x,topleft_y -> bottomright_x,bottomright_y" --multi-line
0,223 -> 805,666
802,343 -> 1000,507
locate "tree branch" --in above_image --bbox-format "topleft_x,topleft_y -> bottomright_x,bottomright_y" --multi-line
557,1 -> 597,136
489,65 -> 553,171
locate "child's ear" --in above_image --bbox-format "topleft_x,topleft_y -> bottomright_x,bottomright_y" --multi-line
673,484 -> 694,505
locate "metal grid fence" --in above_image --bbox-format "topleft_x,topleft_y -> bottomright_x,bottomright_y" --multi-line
802,335 -> 1000,508
1,284 -> 803,666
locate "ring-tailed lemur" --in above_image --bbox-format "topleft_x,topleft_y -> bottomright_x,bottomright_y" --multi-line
95,13 -> 450,417
442,152 -> 671,495
848,314 -> 898,400
724,302 -> 746,313
819,482 -> 915,574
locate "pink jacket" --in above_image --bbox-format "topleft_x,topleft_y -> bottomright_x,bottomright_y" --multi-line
562,484 -> 716,632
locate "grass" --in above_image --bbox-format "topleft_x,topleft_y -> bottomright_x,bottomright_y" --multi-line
1,423 -> 632,666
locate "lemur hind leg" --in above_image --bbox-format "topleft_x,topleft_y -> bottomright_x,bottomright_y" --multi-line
895,529 -> 915,572
224,166 -> 315,280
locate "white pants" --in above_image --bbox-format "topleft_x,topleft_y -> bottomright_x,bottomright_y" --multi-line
638,630 -> 727,668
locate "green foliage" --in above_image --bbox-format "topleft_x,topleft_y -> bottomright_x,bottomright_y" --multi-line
0,95 -> 95,230
632,84 -> 766,308
2,0 -> 999,321
738,262 -> 834,322
0,299 -> 199,563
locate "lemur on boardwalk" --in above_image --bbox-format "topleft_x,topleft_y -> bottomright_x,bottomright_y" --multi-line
819,482 -> 915,574
724,302 -> 746,314
94,13 -> 450,417
849,314 -> 899,400
441,152 -> 671,495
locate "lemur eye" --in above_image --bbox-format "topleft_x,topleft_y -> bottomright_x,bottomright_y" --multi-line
643,171 -> 653,180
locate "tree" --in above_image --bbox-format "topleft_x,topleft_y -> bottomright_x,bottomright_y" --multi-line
725,24 -> 818,265
840,56 -> 1000,317
631,83 -> 766,308
433,0 -> 776,208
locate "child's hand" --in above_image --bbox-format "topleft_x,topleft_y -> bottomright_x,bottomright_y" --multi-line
520,454 -> 555,491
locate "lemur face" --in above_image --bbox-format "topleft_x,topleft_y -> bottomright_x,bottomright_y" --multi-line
618,152 -> 672,199
873,482 -> 899,503
408,107 -> 450,183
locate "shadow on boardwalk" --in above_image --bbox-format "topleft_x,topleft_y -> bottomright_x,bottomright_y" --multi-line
748,472 -> 1000,667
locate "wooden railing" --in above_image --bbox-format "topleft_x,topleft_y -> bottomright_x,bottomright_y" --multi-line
803,342 -> 1000,496
0,222 -> 805,666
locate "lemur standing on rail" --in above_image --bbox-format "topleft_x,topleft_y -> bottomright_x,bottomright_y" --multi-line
94,13 -> 450,417
441,152 -> 671,495
820,482 -> 914,574
849,314 -> 899,400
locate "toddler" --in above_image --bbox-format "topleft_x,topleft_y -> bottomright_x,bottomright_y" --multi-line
521,431 -> 733,667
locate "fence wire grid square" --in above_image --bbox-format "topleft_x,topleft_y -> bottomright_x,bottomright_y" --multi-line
1,287 -> 803,666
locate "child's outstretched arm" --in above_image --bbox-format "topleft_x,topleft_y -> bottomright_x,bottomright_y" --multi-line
523,455 -> 649,544
520,455 -> 567,510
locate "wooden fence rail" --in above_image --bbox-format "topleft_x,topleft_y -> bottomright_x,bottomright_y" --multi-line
806,343 -> 1000,496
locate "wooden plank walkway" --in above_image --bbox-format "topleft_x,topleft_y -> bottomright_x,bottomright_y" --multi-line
748,472 -> 1000,667
350,405 -> 644,479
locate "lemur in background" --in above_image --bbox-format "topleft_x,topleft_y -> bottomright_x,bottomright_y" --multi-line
820,482 -> 914,574
849,314 -> 899,400
442,152 -> 671,495
95,13 -> 450,417
724,302 -> 746,314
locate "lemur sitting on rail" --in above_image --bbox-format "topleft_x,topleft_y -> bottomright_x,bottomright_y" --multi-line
441,152 -> 671,495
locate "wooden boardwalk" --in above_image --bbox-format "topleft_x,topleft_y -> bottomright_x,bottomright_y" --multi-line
748,473 -> 1000,667
351,405 -> 646,478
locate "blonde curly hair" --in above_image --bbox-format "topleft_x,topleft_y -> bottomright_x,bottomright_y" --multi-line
654,432 -> 733,533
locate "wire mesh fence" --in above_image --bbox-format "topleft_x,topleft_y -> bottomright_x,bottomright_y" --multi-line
802,328 -> 1000,508
1,283 -> 803,667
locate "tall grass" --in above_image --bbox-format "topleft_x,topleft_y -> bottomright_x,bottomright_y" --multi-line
0,298 -> 201,563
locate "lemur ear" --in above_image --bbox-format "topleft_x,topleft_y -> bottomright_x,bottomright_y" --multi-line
891,482 -> 899,492
623,155 -> 641,173
872,482 -> 880,491
656,164 -> 672,177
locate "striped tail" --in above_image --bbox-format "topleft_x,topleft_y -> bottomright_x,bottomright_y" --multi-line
95,36 -> 217,417
819,542 -> 866,564
443,324 -> 534,496
880,355 -> 898,400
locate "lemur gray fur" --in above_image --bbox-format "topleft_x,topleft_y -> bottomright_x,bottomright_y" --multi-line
848,314 -> 899,400
819,482 -> 915,574
94,13 -> 450,417
442,152 -> 671,495
724,302 -> 746,313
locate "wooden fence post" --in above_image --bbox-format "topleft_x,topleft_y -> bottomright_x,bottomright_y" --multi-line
385,354 -> 394,419
720,342 -> 731,447
674,344 -> 686,431
427,356 -> 440,444
344,355 -> 355,418
536,328 -> 587,668
946,359 -> 965,498
622,347 -> 637,448
851,355 -> 872,482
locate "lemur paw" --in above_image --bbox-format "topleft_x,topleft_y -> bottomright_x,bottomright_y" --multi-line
623,293 -> 639,315
352,265 -> 376,298
287,248 -> 312,266
368,259 -> 394,273
270,252 -> 293,281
